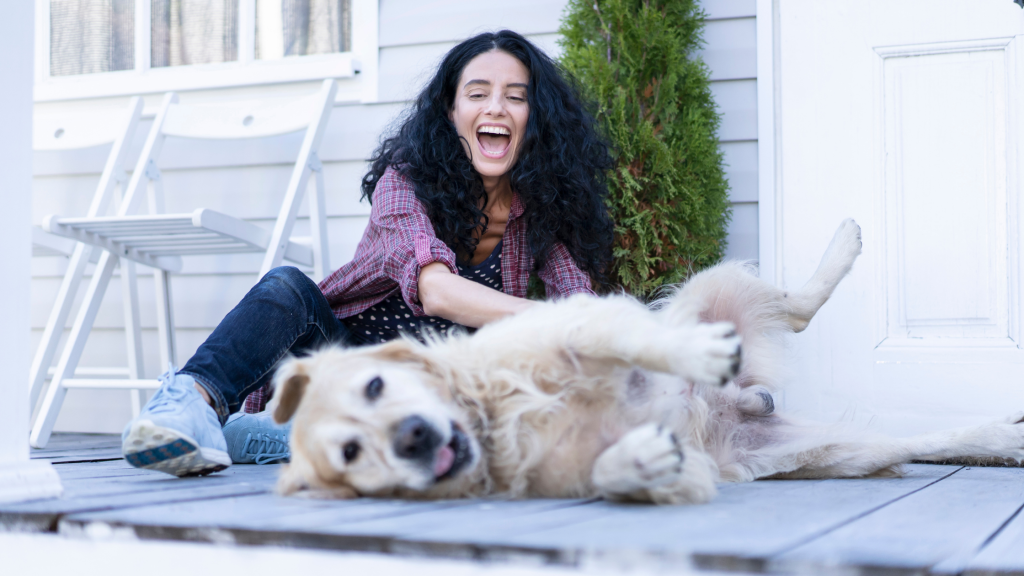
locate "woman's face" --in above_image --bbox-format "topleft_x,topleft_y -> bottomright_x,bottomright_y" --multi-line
449,50 -> 530,183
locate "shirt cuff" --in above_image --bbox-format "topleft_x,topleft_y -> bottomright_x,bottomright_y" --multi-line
402,234 -> 458,315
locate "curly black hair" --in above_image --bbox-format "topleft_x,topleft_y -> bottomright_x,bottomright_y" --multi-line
362,30 -> 615,288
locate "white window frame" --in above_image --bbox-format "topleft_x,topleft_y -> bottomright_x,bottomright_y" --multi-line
34,0 -> 378,102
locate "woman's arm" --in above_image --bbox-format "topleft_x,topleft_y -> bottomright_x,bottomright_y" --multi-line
418,262 -> 535,328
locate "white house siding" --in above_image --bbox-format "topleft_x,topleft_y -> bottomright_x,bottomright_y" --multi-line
32,0 -> 759,432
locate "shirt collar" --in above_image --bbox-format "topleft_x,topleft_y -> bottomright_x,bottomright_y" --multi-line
509,192 -> 525,221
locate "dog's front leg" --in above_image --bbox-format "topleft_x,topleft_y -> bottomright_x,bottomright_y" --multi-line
555,296 -> 742,386
592,423 -> 718,505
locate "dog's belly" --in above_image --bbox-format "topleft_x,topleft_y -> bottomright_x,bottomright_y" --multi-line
519,368 -> 699,498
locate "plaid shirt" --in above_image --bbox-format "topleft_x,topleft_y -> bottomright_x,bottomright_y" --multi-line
243,166 -> 594,412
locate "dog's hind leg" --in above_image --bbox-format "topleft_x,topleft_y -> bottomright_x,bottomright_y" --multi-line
665,219 -> 862,334
779,218 -> 863,332
759,413 -> 1024,480
657,219 -> 862,390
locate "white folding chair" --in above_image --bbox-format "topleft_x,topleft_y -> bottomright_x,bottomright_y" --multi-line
29,98 -> 146,426
31,79 -> 337,448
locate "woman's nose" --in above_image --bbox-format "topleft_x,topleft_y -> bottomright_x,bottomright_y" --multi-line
484,94 -> 506,116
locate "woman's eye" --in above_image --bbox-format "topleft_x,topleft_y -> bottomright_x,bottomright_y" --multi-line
365,376 -> 384,400
343,441 -> 361,462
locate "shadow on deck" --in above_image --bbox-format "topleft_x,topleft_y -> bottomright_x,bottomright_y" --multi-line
3,433 -> 1022,575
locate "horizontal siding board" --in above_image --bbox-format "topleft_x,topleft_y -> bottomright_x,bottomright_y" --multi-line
725,201 -> 758,261
378,0 -> 567,47
700,17 -> 757,81
721,140 -> 758,203
34,162 -> 371,225
700,0 -> 757,20
711,79 -> 758,141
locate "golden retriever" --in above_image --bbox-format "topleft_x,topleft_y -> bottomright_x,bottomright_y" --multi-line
269,220 -> 1024,504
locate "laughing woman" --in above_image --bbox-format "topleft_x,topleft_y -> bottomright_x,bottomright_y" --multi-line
121,30 -> 615,476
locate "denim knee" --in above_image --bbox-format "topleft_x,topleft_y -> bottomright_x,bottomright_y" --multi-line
261,266 -> 316,290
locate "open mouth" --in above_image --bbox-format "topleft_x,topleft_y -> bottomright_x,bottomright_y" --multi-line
433,422 -> 472,482
476,124 -> 511,159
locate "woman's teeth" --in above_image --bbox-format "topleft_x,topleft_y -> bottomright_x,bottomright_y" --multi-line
478,125 -> 510,136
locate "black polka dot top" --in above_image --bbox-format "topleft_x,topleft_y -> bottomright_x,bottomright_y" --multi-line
343,240 -> 504,345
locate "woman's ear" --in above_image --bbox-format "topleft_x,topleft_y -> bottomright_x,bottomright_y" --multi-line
270,357 -> 310,424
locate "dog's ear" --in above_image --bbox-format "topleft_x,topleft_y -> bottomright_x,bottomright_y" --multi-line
373,338 -> 440,372
270,357 -> 310,424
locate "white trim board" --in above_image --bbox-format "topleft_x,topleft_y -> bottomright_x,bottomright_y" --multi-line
756,0 -> 779,285
0,461 -> 63,506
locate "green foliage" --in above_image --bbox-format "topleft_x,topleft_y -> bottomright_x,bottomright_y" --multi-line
559,0 -> 731,298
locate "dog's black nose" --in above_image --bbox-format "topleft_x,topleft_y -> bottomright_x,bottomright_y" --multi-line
393,416 -> 442,461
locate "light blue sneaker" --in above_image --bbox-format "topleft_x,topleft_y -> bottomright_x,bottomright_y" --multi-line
221,411 -> 291,464
121,369 -> 231,477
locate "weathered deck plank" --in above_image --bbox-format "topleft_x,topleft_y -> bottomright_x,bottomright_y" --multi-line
463,465 -> 961,571
962,503 -> 1024,576
30,433 -> 123,464
771,466 -> 1024,574
0,459 -> 278,531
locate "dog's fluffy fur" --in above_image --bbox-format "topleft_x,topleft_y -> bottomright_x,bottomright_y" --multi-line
270,220 -> 1024,504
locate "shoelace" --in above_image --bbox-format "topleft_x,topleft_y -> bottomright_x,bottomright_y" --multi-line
243,432 -> 290,465
147,365 -> 190,410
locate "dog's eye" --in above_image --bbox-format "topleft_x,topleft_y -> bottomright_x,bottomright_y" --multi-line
364,376 -> 384,400
342,441 -> 360,463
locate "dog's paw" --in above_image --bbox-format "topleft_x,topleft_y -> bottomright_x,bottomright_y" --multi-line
737,386 -> 775,416
593,423 -> 684,496
819,219 -> 863,277
675,321 -> 742,386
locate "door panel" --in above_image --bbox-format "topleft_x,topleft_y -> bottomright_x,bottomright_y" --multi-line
775,0 -> 1024,435
882,42 -> 1011,344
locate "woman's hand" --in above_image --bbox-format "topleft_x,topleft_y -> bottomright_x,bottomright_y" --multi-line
417,262 -> 535,328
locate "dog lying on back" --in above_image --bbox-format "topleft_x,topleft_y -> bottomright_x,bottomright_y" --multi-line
269,220 -> 1024,504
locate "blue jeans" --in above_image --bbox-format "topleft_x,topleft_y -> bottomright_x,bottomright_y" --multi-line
180,266 -> 359,424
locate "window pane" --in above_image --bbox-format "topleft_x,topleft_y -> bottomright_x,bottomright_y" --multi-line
255,0 -> 351,60
151,0 -> 239,68
50,0 -> 135,76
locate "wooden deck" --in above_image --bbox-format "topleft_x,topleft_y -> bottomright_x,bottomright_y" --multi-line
4,433 -> 1022,575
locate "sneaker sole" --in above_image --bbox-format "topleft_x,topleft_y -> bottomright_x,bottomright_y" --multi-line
122,420 -> 231,477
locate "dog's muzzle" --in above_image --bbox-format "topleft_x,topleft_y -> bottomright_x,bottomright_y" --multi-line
392,416 -> 473,482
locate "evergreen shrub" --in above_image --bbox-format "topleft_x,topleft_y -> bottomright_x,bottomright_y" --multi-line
559,0 -> 732,298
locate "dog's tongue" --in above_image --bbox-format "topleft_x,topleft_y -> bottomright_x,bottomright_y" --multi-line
433,445 -> 455,477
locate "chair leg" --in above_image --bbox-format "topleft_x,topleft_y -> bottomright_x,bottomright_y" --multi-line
121,260 -> 146,417
30,251 -> 119,449
28,243 -> 96,414
153,268 -> 177,370
309,168 -> 330,282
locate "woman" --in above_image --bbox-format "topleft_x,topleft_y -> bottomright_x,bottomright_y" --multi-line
121,30 -> 615,477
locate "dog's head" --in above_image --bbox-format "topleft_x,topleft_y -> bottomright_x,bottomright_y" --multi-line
269,340 -> 482,499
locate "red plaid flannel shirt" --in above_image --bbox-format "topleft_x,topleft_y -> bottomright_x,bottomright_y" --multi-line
243,166 -> 594,412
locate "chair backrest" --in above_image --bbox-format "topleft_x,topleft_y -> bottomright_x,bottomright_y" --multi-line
160,91 -> 325,140
34,103 -> 142,152
117,79 -> 337,276
33,98 -> 144,256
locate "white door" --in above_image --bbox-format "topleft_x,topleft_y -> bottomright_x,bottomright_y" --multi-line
771,0 -> 1024,435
